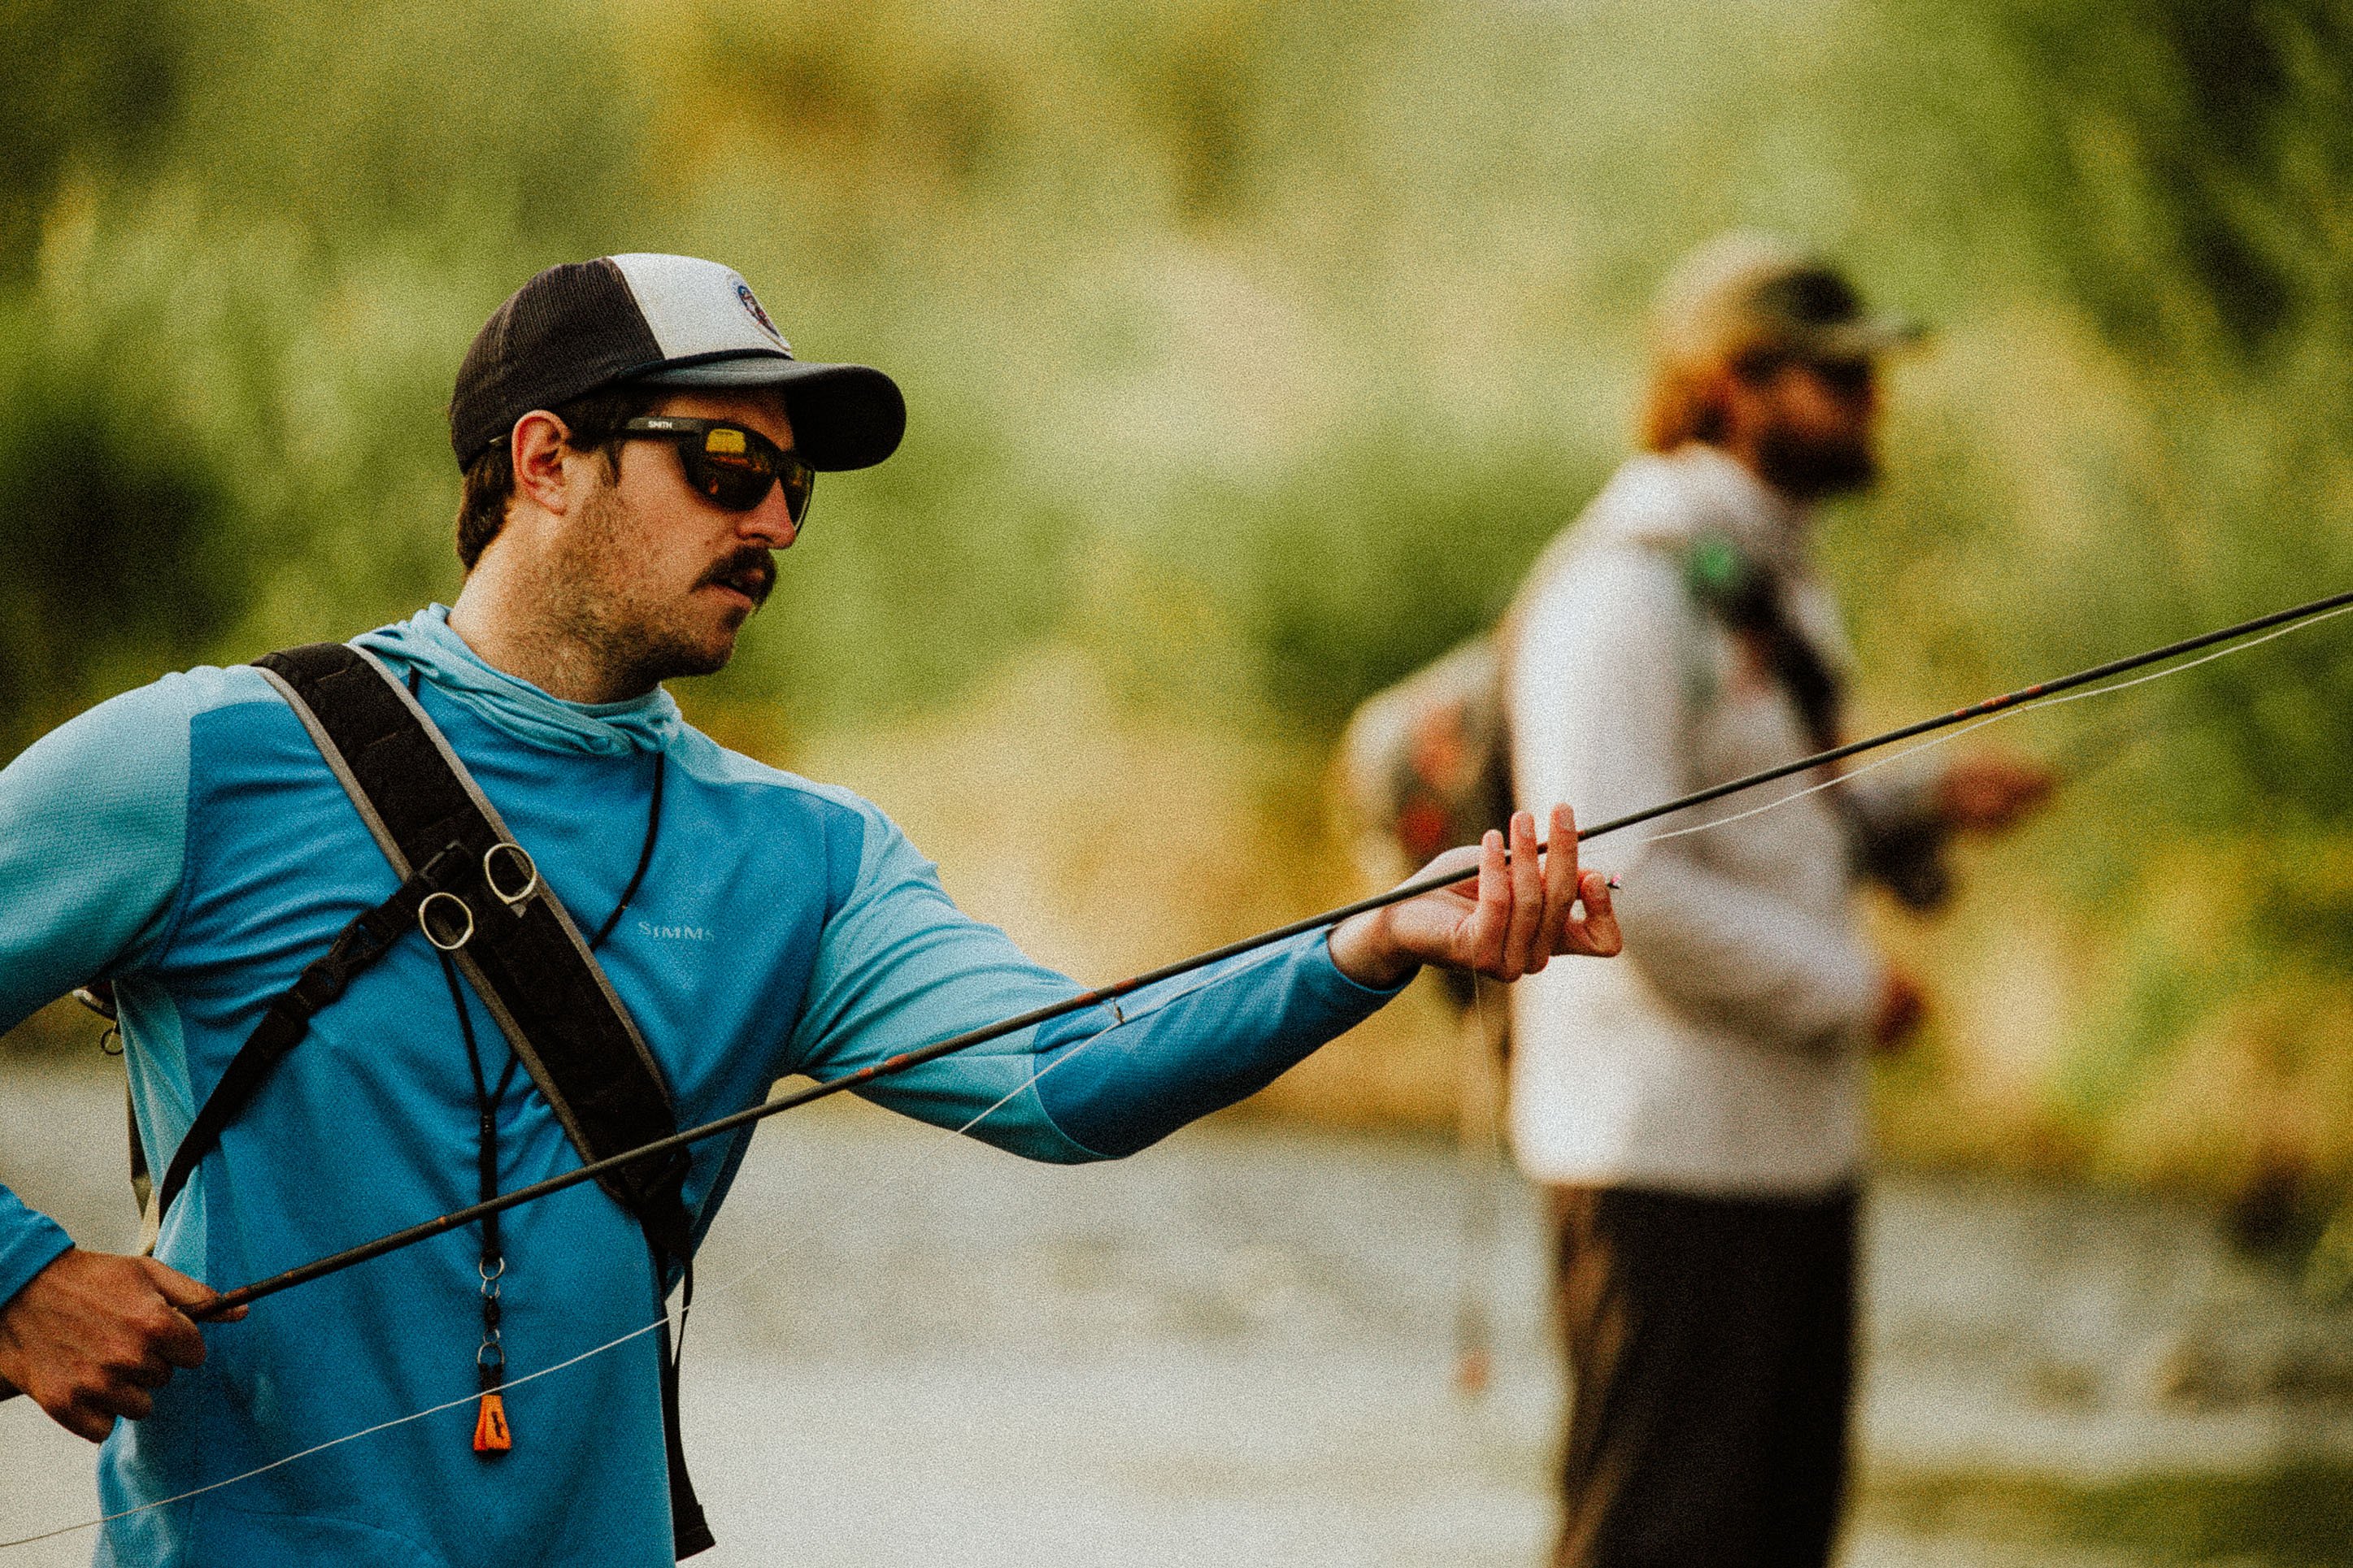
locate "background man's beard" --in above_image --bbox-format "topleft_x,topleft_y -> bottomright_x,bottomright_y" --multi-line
1755,429 -> 1879,500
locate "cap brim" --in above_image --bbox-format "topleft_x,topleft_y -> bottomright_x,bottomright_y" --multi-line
640,354 -> 907,471
1811,314 -> 1929,359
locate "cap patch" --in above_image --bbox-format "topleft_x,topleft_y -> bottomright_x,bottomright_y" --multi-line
737,281 -> 785,348
607,253 -> 795,364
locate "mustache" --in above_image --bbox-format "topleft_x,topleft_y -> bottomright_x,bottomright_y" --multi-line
698,548 -> 776,607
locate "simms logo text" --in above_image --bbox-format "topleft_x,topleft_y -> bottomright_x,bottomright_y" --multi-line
639,920 -> 715,943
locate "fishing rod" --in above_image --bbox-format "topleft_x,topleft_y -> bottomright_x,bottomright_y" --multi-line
183,583 -> 2353,1320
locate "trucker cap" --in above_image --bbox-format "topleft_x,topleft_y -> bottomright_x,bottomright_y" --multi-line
448,253 -> 907,471
1652,231 -> 1925,369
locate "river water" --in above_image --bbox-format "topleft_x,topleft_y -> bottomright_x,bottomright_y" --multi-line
5,1057 -> 2352,1566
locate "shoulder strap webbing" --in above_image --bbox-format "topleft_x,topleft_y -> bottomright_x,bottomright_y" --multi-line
157,641 -> 713,1559
1681,534 -> 1843,753
1678,538 -> 1950,907
151,839 -> 479,1231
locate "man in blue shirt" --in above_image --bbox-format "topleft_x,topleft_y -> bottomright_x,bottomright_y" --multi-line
0,254 -> 1620,1566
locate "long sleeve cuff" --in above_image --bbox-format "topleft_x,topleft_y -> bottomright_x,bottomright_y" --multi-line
0,1187 -> 72,1310
1033,932 -> 1406,1159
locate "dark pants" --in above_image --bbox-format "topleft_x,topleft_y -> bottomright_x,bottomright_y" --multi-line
1548,1184 -> 1858,1568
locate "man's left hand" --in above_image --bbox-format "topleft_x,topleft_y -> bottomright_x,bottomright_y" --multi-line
1329,806 -> 1621,991
1936,754 -> 2055,834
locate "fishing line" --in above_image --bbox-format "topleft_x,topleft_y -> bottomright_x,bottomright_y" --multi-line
1451,974 -> 1505,1396
0,937 -> 1305,1550
141,590 -> 2353,1347
1630,599 -> 2353,853
702,936 -> 1303,1300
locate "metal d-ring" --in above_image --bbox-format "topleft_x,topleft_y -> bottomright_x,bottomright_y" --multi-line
420,891 -> 477,952
482,842 -> 540,910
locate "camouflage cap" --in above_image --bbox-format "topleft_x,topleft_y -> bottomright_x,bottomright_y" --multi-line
1651,231 -> 1925,369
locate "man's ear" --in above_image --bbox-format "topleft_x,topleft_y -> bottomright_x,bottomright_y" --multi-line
510,410 -> 576,516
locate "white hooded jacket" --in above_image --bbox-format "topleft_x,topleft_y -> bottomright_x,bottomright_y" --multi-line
1506,443 -> 1934,1195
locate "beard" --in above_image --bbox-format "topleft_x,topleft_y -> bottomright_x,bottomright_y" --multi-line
1754,426 -> 1879,501
546,484 -> 767,692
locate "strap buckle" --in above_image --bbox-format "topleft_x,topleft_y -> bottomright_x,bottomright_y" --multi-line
419,892 -> 477,952
482,842 -> 539,910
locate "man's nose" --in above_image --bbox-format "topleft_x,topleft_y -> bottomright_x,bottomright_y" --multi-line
738,486 -> 799,549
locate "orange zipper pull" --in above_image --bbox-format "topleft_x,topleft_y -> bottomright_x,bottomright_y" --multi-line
472,1390 -> 512,1453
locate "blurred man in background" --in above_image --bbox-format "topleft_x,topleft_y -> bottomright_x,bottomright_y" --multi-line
1504,232 -> 2050,1568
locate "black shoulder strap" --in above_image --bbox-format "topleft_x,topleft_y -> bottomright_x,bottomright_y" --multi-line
154,641 -> 714,1559
150,839 -> 476,1232
258,644 -> 698,1241
1681,534 -> 1844,753
1681,537 -> 1949,907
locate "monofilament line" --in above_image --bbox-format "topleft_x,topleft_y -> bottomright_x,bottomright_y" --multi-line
1633,597 -> 2353,851
154,588 -> 2353,1341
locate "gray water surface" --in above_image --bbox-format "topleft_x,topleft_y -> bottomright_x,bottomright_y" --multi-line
4,1058 -> 2351,1566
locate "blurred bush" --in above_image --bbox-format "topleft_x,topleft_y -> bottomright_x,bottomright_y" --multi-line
6,0 -> 2353,1250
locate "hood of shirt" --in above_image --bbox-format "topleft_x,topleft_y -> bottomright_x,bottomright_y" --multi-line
352,605 -> 684,758
1589,443 -> 1809,570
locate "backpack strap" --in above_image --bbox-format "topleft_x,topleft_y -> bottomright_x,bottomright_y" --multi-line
149,837 -> 481,1237
154,641 -> 714,1560
1681,532 -> 1844,753
1681,536 -> 1949,908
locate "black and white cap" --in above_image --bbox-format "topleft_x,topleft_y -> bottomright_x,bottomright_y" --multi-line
449,253 -> 906,471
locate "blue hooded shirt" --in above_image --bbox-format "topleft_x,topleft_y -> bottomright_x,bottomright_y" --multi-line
0,608 -> 1399,1566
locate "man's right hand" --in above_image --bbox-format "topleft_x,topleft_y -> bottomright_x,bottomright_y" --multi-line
0,1248 -> 246,1441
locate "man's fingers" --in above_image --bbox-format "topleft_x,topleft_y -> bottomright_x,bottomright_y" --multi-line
135,1262 -> 217,1366
152,1311 -> 208,1370
87,1382 -> 152,1422
120,1353 -> 176,1389
0,1249 -> 237,1444
58,1403 -> 115,1444
143,1258 -> 235,1318
1565,869 -> 1623,957
1362,810 -> 1621,985
1537,805 -> 1580,958
1503,812 -> 1543,978
1465,830 -> 1508,971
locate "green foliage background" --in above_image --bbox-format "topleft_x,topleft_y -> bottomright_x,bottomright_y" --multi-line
7,0 -> 2353,1243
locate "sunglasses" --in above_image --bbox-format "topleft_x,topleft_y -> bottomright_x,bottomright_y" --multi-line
1810,357 -> 1876,398
619,417 -> 816,525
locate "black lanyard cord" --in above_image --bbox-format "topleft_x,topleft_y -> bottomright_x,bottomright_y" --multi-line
438,952 -> 513,1410
593,751 -> 668,949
